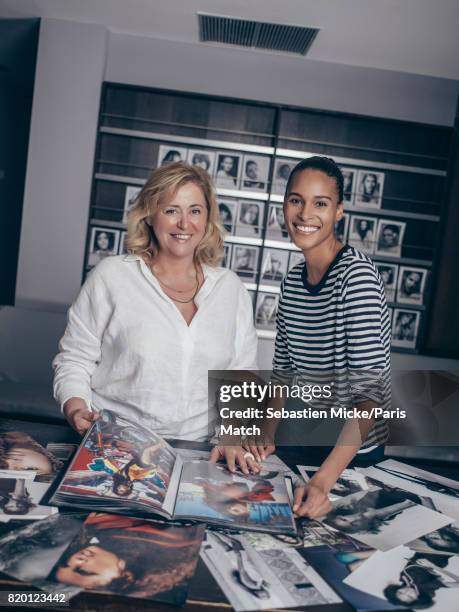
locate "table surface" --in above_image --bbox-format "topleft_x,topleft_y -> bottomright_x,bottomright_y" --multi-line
0,417 -> 458,612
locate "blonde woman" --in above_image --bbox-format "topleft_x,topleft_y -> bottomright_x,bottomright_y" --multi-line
53,162 -> 258,458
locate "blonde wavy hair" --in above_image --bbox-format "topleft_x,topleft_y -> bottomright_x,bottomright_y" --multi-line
125,161 -> 225,266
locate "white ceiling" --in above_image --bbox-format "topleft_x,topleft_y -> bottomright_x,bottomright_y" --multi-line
1,0 -> 458,80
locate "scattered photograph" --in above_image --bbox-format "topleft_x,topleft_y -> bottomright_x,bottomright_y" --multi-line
335,212 -> 350,243
88,227 -> 120,267
271,159 -> 296,196
344,545 -> 459,611
397,267 -> 428,306
255,292 -> 278,331
214,152 -> 242,189
297,466 -> 369,500
260,249 -> 289,285
348,215 -> 377,254
375,219 -> 406,258
218,199 -> 237,234
235,201 -> 264,238
376,263 -> 399,303
201,530 -> 341,611
187,148 -> 216,175
0,478 -> 57,522
392,309 -> 420,349
123,185 -> 142,224
157,144 -> 188,166
288,251 -> 304,271
0,431 -> 65,482
408,523 -> 459,556
241,154 -> 270,192
321,487 -> 452,552
222,244 -> 232,268
48,513 -> 204,605
341,167 -> 357,205
355,170 -> 385,208
266,204 -> 289,241
231,245 -> 259,281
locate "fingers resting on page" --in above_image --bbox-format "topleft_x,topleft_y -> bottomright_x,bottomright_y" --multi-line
292,482 -> 332,519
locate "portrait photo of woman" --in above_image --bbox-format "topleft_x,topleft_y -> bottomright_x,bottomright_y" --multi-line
355,170 -> 385,208
88,227 -> 120,267
348,215 -> 376,254
397,267 -> 427,305
214,153 -> 241,189
158,145 -> 188,167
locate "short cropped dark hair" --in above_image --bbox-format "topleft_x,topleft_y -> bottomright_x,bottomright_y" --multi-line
286,156 -> 344,203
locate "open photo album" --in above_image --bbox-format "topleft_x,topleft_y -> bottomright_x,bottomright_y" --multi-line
51,412 -> 296,535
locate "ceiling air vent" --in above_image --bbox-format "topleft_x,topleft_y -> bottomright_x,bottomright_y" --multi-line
198,13 -> 319,56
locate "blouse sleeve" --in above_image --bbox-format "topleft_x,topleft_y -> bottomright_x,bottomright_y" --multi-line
52,266 -> 113,410
229,283 -> 258,369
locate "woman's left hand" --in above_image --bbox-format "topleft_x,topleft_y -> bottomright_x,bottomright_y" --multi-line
293,481 -> 332,518
209,445 -> 261,474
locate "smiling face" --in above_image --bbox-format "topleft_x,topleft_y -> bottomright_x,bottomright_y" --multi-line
150,181 -> 208,261
56,545 -> 125,589
283,169 -> 343,253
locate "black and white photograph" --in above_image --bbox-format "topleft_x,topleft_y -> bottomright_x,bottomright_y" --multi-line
348,215 -> 377,254
271,159 -> 296,196
260,249 -> 289,285
335,212 -> 350,243
157,144 -> 188,166
0,477 -> 57,522
408,523 -> 459,556
87,227 -> 120,267
236,201 -> 264,237
388,307 -> 394,326
288,251 -> 304,271
375,219 -> 406,258
266,204 -> 289,241
376,263 -> 399,303
231,245 -> 259,280
355,170 -> 385,208
222,243 -> 232,268
218,199 -> 238,234
321,487 -> 453,552
341,167 -> 357,205
214,152 -> 242,189
392,309 -> 420,349
118,231 -> 127,255
397,266 -> 428,305
344,545 -> 459,611
122,185 -> 142,224
200,530 -> 341,611
241,154 -> 270,192
297,466 -> 369,500
186,148 -> 216,175
255,292 -> 278,330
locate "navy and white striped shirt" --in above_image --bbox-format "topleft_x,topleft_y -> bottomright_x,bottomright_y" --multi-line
273,245 -> 390,448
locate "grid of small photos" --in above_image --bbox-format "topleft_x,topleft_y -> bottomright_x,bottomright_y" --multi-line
88,133 -> 432,352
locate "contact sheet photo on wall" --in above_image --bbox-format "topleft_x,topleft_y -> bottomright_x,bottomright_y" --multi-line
86,84 -> 449,354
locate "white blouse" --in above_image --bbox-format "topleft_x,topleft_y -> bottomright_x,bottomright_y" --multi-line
53,255 -> 258,441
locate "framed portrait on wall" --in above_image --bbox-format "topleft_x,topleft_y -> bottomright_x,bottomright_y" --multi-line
157,144 -> 188,167
375,262 -> 398,303
222,243 -> 232,268
230,245 -> 259,281
288,251 -> 304,271
218,199 -> 238,234
348,215 -> 377,255
355,170 -> 385,208
88,227 -> 120,267
260,248 -> 289,285
240,154 -> 270,191
235,201 -> 264,238
335,213 -> 350,243
375,219 -> 406,258
397,266 -> 428,306
123,185 -> 142,224
266,204 -> 289,241
214,152 -> 242,189
340,167 -> 357,205
392,308 -> 420,349
187,149 -> 216,176
271,159 -> 296,196
118,231 -> 127,255
255,292 -> 279,331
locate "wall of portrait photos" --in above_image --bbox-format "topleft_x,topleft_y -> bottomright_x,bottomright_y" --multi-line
84,84 -> 451,354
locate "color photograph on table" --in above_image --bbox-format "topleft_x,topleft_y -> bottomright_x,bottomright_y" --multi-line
335,212 -> 350,243
157,144 -> 188,166
355,170 -> 385,208
214,152 -> 242,189
236,201 -> 264,238
240,154 -> 270,192
266,204 -> 289,241
397,266 -> 428,305
376,263 -> 399,303
255,292 -> 278,331
348,215 -> 376,254
231,245 -> 259,281
375,219 -> 406,258
88,227 -> 120,267
0,430 -> 65,482
186,148 -> 216,175
271,159 -> 296,195
340,167 -> 357,205
260,249 -> 289,285
218,199 -> 237,234
392,309 -> 420,349
122,185 -> 142,224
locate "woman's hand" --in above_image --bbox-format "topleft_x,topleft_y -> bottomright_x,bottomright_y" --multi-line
209,445 -> 261,475
242,438 -> 276,463
63,398 -> 98,435
292,479 -> 332,518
